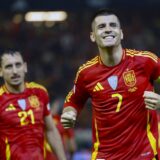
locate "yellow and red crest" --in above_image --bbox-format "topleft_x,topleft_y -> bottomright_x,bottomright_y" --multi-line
123,70 -> 136,87
28,95 -> 40,109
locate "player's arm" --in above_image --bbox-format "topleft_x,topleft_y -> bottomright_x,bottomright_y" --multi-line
143,57 -> 160,110
61,69 -> 89,129
66,129 -> 77,158
44,114 -> 66,160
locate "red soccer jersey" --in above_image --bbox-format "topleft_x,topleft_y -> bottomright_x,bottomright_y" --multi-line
64,49 -> 160,160
0,82 -> 50,160
53,114 -> 74,139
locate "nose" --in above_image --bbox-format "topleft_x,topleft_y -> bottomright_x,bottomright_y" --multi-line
12,65 -> 18,73
104,25 -> 112,33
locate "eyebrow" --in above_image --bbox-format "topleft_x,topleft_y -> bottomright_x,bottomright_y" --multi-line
97,21 -> 119,27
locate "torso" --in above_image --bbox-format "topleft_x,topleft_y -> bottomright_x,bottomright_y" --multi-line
0,82 -> 50,160
77,49 -> 159,160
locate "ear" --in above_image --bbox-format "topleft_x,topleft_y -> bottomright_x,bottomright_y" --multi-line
90,32 -> 96,42
121,30 -> 124,40
24,62 -> 28,73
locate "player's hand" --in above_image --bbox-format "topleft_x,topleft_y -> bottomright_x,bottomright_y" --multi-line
143,91 -> 160,110
61,108 -> 77,129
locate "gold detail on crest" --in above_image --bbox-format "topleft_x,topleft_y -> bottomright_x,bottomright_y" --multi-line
123,70 -> 136,87
128,87 -> 137,92
28,96 -> 40,109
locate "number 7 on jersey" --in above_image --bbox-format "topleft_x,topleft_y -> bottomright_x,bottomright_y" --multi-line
112,93 -> 123,112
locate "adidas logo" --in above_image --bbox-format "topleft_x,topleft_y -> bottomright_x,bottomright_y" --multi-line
93,82 -> 104,92
5,104 -> 16,111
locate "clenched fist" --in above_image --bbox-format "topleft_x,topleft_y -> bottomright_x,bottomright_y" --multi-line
143,91 -> 160,110
61,107 -> 77,129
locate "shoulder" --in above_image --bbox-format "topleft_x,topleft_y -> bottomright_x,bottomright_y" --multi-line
125,49 -> 158,63
0,86 -> 5,97
26,82 -> 49,106
78,56 -> 99,73
26,82 -> 48,94
75,56 -> 99,82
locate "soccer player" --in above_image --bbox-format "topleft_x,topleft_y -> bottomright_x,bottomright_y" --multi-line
0,50 -> 66,160
61,9 -> 160,160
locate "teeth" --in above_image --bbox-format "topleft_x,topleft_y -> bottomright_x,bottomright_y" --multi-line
104,36 -> 114,39
103,35 -> 114,38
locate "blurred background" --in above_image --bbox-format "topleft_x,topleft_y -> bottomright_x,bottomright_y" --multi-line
1,0 -> 160,159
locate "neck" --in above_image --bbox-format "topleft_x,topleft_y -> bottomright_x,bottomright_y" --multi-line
5,83 -> 25,94
99,45 -> 123,67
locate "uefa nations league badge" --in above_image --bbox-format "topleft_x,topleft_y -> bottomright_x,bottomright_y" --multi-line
107,76 -> 118,90
18,99 -> 26,110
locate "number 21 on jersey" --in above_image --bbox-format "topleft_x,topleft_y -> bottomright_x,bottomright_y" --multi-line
18,109 -> 35,126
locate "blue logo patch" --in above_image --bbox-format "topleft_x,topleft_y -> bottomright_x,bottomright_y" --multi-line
18,99 -> 26,110
107,76 -> 118,90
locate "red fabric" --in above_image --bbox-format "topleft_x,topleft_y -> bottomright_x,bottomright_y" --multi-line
64,49 -> 160,160
45,151 -> 58,160
0,82 -> 50,160
53,114 -> 74,139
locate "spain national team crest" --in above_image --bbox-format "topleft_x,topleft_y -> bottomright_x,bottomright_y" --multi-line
28,95 -> 40,109
123,70 -> 136,87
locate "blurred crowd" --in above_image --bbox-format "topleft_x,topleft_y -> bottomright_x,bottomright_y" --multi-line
0,11 -> 160,97
1,9 -> 160,156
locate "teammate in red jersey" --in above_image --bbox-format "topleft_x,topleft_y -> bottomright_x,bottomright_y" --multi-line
45,98 -> 77,160
0,50 -> 66,160
61,9 -> 160,160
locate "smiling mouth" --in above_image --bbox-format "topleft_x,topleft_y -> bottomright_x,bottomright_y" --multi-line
11,76 -> 20,80
103,35 -> 115,39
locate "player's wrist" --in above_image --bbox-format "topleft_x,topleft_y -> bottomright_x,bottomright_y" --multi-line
61,107 -> 77,129
63,106 -> 77,115
61,110 -> 77,121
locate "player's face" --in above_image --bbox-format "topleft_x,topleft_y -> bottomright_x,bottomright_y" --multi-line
0,53 -> 27,87
91,14 -> 123,48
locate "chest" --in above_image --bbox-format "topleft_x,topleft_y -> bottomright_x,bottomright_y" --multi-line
89,61 -> 149,90
0,94 -> 44,127
85,59 -> 152,109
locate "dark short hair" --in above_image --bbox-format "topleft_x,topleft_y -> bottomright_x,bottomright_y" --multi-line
91,8 -> 121,30
0,50 -> 23,66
